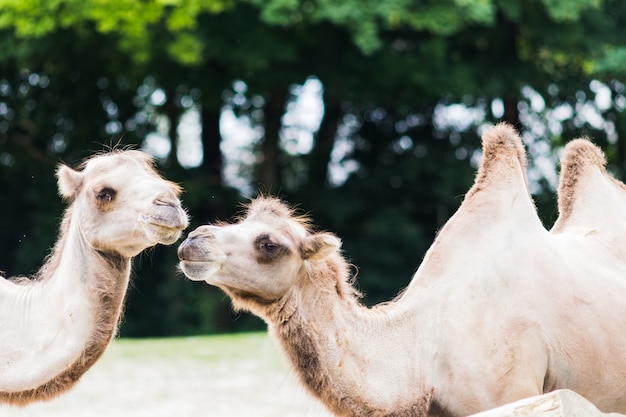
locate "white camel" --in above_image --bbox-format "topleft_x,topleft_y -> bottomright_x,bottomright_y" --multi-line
178,123 -> 626,417
0,150 -> 188,405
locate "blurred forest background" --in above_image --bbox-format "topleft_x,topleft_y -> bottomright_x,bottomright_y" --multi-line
1,0 -> 625,336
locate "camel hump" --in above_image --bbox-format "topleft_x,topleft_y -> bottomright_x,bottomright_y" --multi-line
441,123 -> 542,239
481,122 -> 528,171
559,138 -> 606,182
552,138 -> 626,251
554,138 -> 607,227
561,138 -> 607,173
466,123 -> 529,200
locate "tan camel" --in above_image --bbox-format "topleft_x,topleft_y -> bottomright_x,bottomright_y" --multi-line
0,150 -> 188,406
178,123 -> 626,417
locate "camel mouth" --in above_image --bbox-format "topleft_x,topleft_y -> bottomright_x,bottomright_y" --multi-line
141,204 -> 189,244
152,227 -> 185,245
141,220 -> 186,246
142,203 -> 189,228
178,260 -> 223,282
177,232 -> 227,282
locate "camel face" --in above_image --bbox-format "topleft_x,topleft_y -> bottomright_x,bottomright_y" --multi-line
57,150 -> 188,257
178,198 -> 341,303
178,220 -> 306,302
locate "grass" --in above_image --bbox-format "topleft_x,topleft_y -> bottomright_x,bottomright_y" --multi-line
0,332 -> 333,417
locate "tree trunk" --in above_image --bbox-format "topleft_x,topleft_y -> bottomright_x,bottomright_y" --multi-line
258,87 -> 288,191
308,94 -> 342,187
502,95 -> 520,128
163,91 -> 181,170
200,106 -> 223,186
499,11 -> 521,129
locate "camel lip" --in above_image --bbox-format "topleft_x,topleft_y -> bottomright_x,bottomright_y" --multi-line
178,260 -> 223,282
145,219 -> 188,231
140,219 -> 187,246
141,204 -> 189,231
155,228 -> 184,245
177,235 -> 226,261
177,242 -> 227,262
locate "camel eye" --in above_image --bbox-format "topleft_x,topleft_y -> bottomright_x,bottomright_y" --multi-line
254,234 -> 286,263
260,241 -> 278,254
94,187 -> 117,204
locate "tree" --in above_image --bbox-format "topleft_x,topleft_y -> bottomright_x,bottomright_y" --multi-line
1,0 -> 626,334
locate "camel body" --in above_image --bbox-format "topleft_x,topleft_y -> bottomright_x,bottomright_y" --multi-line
392,216 -> 626,415
1,150 -> 188,404
398,134 -> 626,414
179,124 -> 626,416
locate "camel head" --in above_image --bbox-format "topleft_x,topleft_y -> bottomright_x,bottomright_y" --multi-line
177,197 -> 341,305
56,150 -> 189,257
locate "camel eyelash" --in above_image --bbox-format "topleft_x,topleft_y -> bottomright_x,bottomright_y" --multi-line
254,234 -> 287,262
94,187 -> 117,203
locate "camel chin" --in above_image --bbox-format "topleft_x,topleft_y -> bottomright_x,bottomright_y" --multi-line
107,222 -> 185,258
142,223 -> 185,246
179,260 -> 222,282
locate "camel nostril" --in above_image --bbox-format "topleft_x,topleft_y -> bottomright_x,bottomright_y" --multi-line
154,198 -> 180,207
177,243 -> 188,260
178,236 -> 212,261
189,225 -> 217,239
145,196 -> 189,231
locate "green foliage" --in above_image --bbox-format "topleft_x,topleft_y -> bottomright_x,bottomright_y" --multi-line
0,0 -> 231,63
591,47 -> 626,75
245,0 -> 497,54
166,31 -> 204,65
540,0 -> 601,21
1,0 -> 626,337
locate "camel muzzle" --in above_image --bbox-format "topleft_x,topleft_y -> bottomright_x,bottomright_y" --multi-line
143,200 -> 189,231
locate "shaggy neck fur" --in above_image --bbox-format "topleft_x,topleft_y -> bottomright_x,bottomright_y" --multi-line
241,253 -> 436,417
0,205 -> 131,405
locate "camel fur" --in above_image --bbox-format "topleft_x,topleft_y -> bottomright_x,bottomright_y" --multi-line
178,123 -> 626,417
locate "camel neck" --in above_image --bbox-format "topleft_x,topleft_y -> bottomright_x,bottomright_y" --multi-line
268,256 -> 435,417
0,206 -> 131,405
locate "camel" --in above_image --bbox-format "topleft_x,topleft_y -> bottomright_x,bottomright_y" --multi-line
0,150 -> 188,406
177,123 -> 626,417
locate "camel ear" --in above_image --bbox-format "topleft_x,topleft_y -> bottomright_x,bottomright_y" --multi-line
301,232 -> 341,260
56,165 -> 83,200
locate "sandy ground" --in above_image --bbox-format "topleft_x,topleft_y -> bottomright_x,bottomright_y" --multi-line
0,333 -> 334,417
